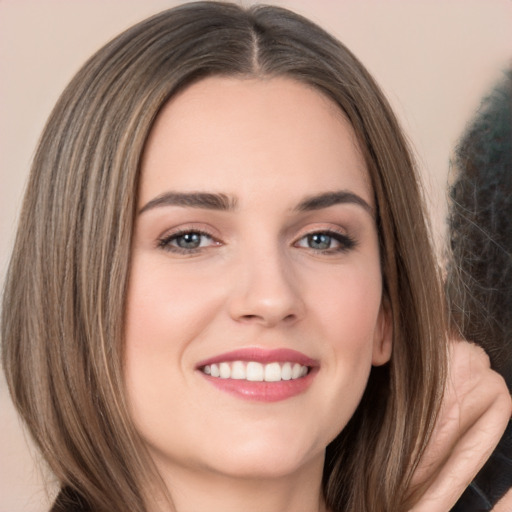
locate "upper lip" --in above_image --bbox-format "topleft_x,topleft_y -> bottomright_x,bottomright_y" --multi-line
196,347 -> 318,369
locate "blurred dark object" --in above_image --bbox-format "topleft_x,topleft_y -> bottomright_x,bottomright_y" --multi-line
447,69 -> 512,389
447,69 -> 512,511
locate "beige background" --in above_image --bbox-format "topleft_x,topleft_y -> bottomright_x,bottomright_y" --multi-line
1,1 -> 511,511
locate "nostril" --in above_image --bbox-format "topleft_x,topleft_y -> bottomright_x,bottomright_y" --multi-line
237,312 -> 296,326
240,314 -> 260,322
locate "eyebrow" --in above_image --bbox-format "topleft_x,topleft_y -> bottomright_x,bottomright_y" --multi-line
139,192 -> 237,214
139,189 -> 373,216
295,190 -> 374,216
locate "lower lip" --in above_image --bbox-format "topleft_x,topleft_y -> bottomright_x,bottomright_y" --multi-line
199,369 -> 317,402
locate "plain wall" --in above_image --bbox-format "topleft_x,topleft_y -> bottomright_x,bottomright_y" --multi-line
1,1 -> 511,510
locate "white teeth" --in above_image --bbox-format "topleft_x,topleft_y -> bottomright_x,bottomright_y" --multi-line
201,361 -> 309,382
281,362 -> 292,380
219,362 -> 231,379
231,361 -> 246,379
246,362 -> 264,381
291,363 -> 303,379
264,362 -> 281,382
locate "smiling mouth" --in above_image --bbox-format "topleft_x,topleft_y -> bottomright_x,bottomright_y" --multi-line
201,361 -> 309,382
196,347 -> 317,401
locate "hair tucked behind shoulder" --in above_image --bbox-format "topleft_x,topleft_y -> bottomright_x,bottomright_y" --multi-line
2,3 -> 447,511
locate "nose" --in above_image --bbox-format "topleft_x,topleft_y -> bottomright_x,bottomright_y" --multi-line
227,247 -> 305,328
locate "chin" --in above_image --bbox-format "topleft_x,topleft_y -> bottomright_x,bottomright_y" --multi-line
210,447 -> 324,480
199,425 -> 329,479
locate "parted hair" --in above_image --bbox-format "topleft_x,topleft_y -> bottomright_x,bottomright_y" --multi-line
1,3 -> 446,511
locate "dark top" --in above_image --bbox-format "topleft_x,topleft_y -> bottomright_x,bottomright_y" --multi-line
50,486 -> 90,512
451,420 -> 512,512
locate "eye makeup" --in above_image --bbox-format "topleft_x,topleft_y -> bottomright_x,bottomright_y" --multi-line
157,228 -> 221,255
156,225 -> 358,257
294,229 -> 357,254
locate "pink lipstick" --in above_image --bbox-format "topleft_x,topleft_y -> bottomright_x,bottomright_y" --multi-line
196,348 -> 318,402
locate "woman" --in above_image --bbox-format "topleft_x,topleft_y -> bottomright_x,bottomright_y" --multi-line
1,3 -> 508,511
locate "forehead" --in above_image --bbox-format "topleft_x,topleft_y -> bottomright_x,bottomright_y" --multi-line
140,76 -> 372,206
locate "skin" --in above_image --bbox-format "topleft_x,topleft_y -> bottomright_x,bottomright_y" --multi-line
411,341 -> 512,511
124,76 -> 392,512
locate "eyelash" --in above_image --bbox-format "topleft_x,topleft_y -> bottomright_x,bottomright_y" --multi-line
157,228 -> 357,255
157,229 -> 219,255
294,229 -> 357,254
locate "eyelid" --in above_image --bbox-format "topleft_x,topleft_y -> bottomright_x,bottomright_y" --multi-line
157,225 -> 222,254
293,226 -> 357,253
156,222 -> 219,242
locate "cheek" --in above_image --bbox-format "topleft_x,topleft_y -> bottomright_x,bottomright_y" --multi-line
123,257 -> 214,458
309,257 -> 383,347
124,256 -> 222,354
123,256 -> 212,411
299,261 -> 383,433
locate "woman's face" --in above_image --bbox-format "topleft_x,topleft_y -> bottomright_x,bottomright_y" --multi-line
124,76 -> 391,483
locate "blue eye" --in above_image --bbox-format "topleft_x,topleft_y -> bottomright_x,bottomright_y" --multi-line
158,230 -> 216,253
174,232 -> 204,249
296,231 -> 356,253
307,233 -> 332,250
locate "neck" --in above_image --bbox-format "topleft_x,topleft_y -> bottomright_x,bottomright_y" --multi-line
146,453 -> 328,512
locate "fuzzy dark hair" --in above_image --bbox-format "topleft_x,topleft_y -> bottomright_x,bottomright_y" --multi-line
447,69 -> 512,390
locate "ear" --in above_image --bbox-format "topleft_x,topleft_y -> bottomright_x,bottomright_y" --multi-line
372,298 -> 393,366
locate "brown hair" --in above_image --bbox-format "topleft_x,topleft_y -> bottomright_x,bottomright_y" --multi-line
1,2 -> 446,511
